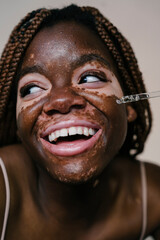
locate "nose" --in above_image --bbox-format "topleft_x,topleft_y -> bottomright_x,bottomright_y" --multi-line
43,88 -> 86,114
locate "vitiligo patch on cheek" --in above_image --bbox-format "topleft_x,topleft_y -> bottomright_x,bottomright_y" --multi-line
16,97 -> 43,120
16,72 -> 52,120
69,87 -> 127,136
16,88 -> 51,120
72,60 -> 123,97
71,86 -> 121,110
16,96 -> 48,143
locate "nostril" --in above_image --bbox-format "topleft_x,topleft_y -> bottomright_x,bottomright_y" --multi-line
46,104 -> 85,115
45,109 -> 62,116
43,89 -> 86,114
44,99 -> 72,114
74,104 -> 85,109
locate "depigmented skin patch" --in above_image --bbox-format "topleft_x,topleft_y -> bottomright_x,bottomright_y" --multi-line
16,21 -> 128,183
16,72 -> 52,119
30,53 -> 35,59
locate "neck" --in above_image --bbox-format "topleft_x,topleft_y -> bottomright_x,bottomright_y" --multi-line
37,159 -> 120,223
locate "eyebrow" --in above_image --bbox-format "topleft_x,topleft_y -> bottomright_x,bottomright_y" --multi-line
17,65 -> 45,80
18,53 -> 111,79
72,53 -> 111,69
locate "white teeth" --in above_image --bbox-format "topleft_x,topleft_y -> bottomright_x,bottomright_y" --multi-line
77,127 -> 83,135
60,128 -> 68,137
69,127 -> 77,136
83,127 -> 89,136
48,132 -> 57,142
48,126 -> 97,142
55,130 -> 60,138
89,128 -> 96,136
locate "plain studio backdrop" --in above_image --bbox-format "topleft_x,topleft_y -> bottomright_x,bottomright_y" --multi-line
0,0 -> 160,165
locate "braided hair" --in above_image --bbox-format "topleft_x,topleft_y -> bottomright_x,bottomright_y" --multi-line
0,4 -> 152,156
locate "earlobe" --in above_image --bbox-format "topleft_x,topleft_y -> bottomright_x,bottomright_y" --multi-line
127,105 -> 137,122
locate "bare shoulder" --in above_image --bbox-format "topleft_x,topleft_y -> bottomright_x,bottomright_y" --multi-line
143,161 -> 160,235
113,157 -> 160,237
0,143 -> 30,164
0,144 -> 33,231
145,161 -> 160,179
0,143 -> 34,190
144,161 -> 160,203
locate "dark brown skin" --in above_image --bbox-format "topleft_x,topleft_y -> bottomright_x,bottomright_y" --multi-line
0,21 -> 160,240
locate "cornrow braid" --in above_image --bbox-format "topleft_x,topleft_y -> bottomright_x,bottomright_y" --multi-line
0,5 -> 152,157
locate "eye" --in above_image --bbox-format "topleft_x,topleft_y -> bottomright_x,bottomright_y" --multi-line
20,83 -> 43,98
79,72 -> 107,84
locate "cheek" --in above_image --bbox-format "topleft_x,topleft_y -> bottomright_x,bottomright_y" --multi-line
102,72 -> 124,98
16,97 -> 47,141
16,89 -> 51,120
72,88 -> 128,150
73,87 -> 125,116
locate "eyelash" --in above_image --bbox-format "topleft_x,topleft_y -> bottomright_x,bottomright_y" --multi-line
79,72 -> 107,84
20,83 -> 41,98
19,71 -> 108,97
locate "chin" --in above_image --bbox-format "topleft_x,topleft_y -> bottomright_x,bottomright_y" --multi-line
48,161 -> 101,185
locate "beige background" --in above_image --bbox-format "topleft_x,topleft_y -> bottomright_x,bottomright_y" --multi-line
0,0 -> 159,165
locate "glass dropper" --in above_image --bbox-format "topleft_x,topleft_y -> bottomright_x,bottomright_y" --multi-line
116,91 -> 160,104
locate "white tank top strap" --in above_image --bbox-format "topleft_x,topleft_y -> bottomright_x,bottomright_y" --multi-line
0,157 -> 10,240
139,161 -> 147,240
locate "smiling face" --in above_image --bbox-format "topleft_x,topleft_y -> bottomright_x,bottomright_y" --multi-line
16,21 -> 128,183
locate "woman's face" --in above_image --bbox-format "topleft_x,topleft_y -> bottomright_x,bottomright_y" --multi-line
16,21 -> 127,183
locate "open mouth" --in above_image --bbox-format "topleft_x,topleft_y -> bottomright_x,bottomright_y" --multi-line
40,125 -> 102,157
47,126 -> 97,144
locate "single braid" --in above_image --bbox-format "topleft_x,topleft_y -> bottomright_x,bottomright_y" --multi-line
0,5 -> 152,156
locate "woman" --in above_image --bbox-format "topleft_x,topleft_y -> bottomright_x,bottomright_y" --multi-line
0,4 -> 160,240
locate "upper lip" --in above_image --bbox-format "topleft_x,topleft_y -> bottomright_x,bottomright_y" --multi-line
40,119 -> 101,138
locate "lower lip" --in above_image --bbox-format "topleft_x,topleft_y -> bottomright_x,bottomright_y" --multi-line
40,129 -> 102,157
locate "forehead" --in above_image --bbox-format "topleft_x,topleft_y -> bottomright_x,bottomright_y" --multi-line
21,21 -> 116,72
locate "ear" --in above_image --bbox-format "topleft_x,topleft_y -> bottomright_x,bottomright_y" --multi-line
126,105 -> 137,122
